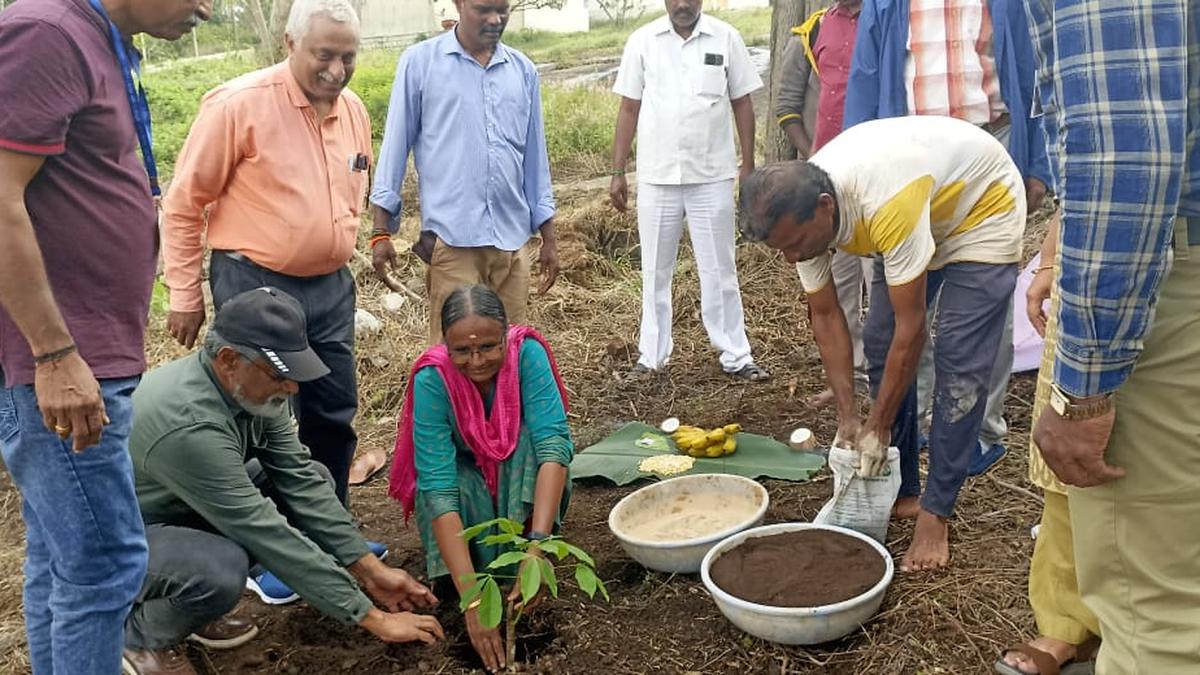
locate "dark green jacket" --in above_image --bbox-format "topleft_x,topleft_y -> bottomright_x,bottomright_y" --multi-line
129,352 -> 372,624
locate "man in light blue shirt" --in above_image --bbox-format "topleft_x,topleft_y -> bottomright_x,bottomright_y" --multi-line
369,0 -> 558,343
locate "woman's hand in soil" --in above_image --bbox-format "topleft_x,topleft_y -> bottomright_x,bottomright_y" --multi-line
466,606 -> 506,672
507,548 -> 545,612
360,608 -> 445,644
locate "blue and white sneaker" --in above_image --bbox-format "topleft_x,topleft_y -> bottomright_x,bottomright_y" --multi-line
246,570 -> 299,605
367,540 -> 389,561
968,441 -> 1007,476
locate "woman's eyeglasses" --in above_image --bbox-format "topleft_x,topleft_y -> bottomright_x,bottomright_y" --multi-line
449,341 -> 505,362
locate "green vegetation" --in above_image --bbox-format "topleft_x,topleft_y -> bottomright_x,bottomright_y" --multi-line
143,8 -> 766,182
458,518 -> 607,669
505,8 -> 770,66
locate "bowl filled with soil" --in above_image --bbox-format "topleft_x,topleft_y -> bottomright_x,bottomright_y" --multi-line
700,522 -> 894,645
608,473 -> 769,573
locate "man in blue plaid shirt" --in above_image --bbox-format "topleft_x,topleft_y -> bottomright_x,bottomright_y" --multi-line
1025,1 -> 1199,671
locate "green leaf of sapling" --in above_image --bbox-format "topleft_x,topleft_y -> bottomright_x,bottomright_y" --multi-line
480,577 -> 503,629
537,557 -> 558,598
519,557 -> 542,605
574,563 -> 598,597
487,551 -> 531,570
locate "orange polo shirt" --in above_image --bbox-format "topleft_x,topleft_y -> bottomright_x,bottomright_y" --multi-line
162,61 -> 372,312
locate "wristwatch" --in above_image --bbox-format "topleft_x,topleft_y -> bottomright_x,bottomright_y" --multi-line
1048,383 -> 1113,421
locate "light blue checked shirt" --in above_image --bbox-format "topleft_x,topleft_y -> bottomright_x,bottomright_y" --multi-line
1025,0 -> 1200,397
370,30 -> 555,250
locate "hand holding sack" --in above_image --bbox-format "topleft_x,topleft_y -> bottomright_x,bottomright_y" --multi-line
813,444 -> 901,543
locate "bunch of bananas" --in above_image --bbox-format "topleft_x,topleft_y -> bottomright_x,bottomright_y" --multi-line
672,423 -> 742,458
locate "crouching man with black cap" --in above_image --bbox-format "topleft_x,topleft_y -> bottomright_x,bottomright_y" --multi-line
122,287 -> 443,675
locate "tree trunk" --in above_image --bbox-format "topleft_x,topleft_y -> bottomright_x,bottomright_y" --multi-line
765,0 -> 824,163
248,0 -> 273,61
266,0 -> 296,63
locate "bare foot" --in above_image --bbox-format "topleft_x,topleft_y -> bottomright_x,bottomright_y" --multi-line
807,387 -> 835,407
891,495 -> 920,520
1002,636 -> 1077,674
900,509 -> 950,572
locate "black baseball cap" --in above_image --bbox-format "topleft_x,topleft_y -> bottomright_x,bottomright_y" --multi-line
211,287 -> 330,383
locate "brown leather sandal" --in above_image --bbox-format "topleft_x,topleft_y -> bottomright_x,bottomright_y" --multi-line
993,641 -> 1096,675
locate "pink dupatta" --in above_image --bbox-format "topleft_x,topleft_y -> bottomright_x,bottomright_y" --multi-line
388,325 -> 569,520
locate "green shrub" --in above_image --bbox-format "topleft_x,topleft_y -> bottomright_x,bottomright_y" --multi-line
542,86 -> 617,180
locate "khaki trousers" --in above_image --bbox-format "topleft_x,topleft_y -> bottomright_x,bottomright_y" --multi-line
425,238 -> 534,344
1071,218 -> 1200,674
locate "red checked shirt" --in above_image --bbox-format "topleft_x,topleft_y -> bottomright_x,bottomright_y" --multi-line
811,3 -> 861,152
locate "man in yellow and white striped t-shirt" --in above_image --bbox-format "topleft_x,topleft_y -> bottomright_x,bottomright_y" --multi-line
739,115 -> 1025,573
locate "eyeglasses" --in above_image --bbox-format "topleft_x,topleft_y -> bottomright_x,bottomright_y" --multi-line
240,354 -> 289,383
448,340 -> 505,362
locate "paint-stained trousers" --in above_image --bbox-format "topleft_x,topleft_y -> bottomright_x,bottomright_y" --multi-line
864,259 -> 1017,518
916,122 -> 1015,448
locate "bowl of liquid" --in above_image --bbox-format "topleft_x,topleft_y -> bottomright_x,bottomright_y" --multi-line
607,473 -> 769,573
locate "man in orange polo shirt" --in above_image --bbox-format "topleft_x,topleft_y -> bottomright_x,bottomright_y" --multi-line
161,0 -> 370,510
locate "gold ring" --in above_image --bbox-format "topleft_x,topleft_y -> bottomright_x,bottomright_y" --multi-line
54,424 -> 70,433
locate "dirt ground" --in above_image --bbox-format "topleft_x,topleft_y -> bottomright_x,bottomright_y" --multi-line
0,187 -> 1051,674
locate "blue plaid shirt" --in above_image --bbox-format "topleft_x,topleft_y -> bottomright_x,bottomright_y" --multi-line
1025,0 -> 1200,397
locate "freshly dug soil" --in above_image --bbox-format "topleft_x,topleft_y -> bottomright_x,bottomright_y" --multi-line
710,530 -> 886,607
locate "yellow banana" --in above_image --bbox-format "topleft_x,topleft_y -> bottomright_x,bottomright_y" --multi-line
673,425 -> 703,437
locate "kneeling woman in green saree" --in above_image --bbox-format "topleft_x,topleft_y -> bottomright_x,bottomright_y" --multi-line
389,284 -> 572,670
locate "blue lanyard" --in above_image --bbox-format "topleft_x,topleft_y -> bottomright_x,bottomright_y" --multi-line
86,0 -> 160,197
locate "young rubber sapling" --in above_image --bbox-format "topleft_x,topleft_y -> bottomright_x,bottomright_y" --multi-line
458,517 -> 609,669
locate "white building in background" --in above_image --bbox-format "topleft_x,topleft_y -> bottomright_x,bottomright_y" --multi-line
584,0 -> 768,23
360,0 -> 589,45
357,0 -> 765,46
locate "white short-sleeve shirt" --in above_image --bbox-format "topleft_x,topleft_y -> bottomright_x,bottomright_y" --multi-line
612,14 -> 763,185
795,116 -> 1026,293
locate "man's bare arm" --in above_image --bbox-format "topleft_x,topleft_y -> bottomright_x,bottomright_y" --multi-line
0,148 -> 107,450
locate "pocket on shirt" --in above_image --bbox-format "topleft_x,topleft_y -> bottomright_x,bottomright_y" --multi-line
494,88 -> 531,149
694,64 -> 728,99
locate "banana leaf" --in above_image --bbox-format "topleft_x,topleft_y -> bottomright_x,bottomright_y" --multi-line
571,422 -> 826,486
